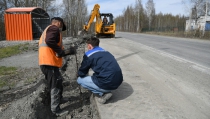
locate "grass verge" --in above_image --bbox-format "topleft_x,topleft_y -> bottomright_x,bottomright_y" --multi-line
0,43 -> 29,60
0,66 -> 17,88
143,31 -> 210,40
0,66 -> 17,75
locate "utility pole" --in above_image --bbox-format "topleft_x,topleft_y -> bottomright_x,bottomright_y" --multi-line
187,10 -> 192,31
203,0 -> 208,36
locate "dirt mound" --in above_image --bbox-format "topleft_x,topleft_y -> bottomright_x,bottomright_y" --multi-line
0,38 -> 99,119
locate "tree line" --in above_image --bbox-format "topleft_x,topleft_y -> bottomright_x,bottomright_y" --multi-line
0,0 -> 209,40
115,0 -> 186,33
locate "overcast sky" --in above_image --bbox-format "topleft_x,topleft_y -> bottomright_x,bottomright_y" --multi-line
86,0 -> 187,17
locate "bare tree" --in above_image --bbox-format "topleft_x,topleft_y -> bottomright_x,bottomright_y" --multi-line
146,0 -> 155,30
182,0 -> 210,35
135,0 -> 144,32
202,0 -> 209,35
62,0 -> 87,36
0,1 -> 13,40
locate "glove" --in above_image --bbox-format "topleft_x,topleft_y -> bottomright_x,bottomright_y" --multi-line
56,51 -> 64,58
63,46 -> 76,56
69,46 -> 77,55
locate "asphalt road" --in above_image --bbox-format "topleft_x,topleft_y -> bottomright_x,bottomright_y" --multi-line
117,32 -> 210,69
1,34 -> 209,119
96,33 -> 210,119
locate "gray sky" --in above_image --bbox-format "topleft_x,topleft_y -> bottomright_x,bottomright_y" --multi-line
86,0 -> 186,17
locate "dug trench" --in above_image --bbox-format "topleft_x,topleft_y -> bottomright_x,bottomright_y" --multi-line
0,37 -> 100,119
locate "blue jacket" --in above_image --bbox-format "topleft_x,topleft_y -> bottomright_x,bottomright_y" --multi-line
78,46 -> 123,90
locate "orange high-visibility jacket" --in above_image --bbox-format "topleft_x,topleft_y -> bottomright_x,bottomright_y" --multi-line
39,25 -> 63,67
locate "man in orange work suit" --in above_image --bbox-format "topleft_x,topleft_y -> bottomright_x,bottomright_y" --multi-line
39,17 -> 75,116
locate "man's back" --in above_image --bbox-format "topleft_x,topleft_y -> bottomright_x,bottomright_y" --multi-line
79,46 -> 123,90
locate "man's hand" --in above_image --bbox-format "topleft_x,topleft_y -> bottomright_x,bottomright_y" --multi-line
69,46 -> 77,55
63,46 -> 76,56
56,46 -> 77,58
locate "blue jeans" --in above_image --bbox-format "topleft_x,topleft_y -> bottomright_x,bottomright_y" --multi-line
77,76 -> 111,96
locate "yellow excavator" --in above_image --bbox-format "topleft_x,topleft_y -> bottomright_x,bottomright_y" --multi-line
82,4 -> 116,38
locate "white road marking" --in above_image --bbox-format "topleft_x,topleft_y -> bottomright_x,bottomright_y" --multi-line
138,43 -> 210,75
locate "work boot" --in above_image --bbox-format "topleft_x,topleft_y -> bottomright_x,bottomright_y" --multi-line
95,93 -> 112,104
52,108 -> 69,117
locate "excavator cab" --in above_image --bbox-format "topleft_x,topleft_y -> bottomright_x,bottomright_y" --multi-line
99,13 -> 115,38
101,13 -> 114,25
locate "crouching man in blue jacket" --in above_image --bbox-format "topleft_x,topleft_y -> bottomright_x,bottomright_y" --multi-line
77,37 -> 123,104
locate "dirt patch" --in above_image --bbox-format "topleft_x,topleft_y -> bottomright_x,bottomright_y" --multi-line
0,38 -> 99,119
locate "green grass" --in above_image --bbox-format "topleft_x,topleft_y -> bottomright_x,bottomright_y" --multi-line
0,80 -> 7,88
24,77 -> 35,84
144,31 -> 210,40
0,66 -> 17,75
0,43 -> 29,59
0,66 -> 17,88
0,43 -> 30,89
0,79 -> 15,89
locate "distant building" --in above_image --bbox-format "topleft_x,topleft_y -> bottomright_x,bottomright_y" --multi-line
185,15 -> 210,31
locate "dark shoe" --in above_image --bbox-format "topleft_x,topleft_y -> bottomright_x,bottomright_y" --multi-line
53,109 -> 69,117
60,97 -> 70,104
96,93 -> 112,104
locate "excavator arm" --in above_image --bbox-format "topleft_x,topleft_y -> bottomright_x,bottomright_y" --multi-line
83,4 -> 102,34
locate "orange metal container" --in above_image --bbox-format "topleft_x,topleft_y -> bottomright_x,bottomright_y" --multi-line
4,7 -> 49,41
